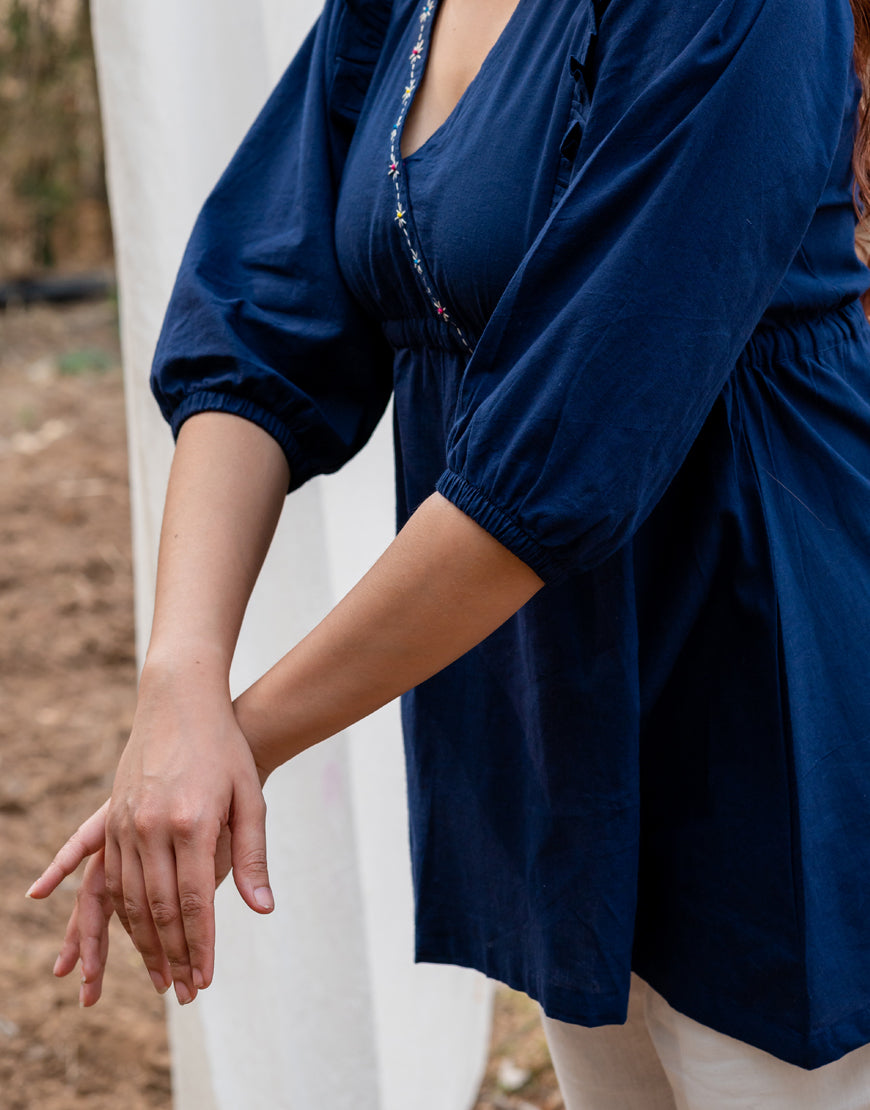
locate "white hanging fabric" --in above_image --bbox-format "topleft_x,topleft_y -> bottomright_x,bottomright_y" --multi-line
89,3 -> 494,1107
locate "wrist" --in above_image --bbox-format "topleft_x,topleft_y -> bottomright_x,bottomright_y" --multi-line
233,687 -> 274,780
233,679 -> 308,782
139,647 -> 233,699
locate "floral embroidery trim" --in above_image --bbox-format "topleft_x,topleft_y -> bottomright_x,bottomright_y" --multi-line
388,0 -> 472,353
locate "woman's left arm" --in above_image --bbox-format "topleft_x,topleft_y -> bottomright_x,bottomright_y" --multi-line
234,493 -> 544,775
31,494 -> 543,1001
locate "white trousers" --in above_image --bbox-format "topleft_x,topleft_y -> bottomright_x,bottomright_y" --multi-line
541,976 -> 870,1110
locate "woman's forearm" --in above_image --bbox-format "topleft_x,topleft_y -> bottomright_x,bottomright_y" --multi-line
235,492 -> 544,776
142,410 -> 289,682
34,451 -> 542,1005
33,411 -> 291,1006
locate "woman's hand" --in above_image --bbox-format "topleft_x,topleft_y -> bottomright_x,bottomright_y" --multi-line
30,673 -> 274,1006
35,824 -> 234,1007
99,665 -> 274,1005
30,805 -> 238,1007
31,412 -> 288,1005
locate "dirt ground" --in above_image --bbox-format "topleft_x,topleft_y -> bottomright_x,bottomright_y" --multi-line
0,298 -> 563,1109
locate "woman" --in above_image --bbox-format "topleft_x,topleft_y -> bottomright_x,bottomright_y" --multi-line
29,0 -> 870,1104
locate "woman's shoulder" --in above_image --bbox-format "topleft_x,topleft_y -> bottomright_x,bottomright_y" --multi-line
322,0 -> 396,130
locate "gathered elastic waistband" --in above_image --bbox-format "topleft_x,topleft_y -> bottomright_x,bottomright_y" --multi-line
382,299 -> 869,367
738,299 -> 868,371
381,315 -> 478,355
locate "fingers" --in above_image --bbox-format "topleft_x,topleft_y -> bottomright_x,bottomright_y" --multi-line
213,825 -> 233,890
230,778 -> 274,915
105,834 -> 173,993
136,838 -> 203,1005
116,845 -> 176,999
94,765 -> 271,1005
52,850 -> 114,1007
53,848 -> 172,1006
109,807 -> 218,1005
175,836 -> 217,991
75,851 -> 114,1007
53,900 -> 83,980
27,799 -> 110,899
103,834 -> 128,935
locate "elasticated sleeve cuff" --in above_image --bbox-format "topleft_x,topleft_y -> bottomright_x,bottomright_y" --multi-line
167,390 -> 320,492
436,469 -> 573,585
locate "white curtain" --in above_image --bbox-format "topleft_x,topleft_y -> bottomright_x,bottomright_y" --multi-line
89,4 -> 493,1107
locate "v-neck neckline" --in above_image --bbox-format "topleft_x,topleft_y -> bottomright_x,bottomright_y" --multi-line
386,0 -> 532,354
399,0 -> 529,162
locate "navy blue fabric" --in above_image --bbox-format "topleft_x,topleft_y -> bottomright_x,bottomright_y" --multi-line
152,0 -> 870,1068
151,0 -> 394,490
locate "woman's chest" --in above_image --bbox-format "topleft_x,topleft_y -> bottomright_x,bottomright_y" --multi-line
400,0 -> 525,160
335,0 -> 597,337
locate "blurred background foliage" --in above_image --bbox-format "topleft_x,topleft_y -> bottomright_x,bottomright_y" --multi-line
0,0 -> 112,279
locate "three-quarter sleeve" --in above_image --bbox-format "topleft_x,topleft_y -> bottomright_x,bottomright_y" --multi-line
436,0 -> 857,581
151,0 -> 393,491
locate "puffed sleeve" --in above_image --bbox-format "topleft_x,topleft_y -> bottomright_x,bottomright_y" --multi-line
436,0 -> 857,581
150,0 -> 393,491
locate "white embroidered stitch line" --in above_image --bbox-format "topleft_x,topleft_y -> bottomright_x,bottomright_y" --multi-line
389,0 -> 472,353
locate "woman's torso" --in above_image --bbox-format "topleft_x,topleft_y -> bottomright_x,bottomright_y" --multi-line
334,0 -> 870,1068
335,0 -> 868,352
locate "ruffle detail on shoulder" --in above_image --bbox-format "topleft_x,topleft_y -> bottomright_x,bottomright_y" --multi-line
552,1 -> 599,206
328,0 -> 394,134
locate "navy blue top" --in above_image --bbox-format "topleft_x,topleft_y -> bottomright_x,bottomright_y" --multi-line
152,0 -> 870,1068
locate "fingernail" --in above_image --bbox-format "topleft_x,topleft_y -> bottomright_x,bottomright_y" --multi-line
25,882 -> 37,899
52,956 -> 62,977
150,970 -> 170,995
192,969 -> 205,990
174,981 -> 193,1006
254,886 -> 274,911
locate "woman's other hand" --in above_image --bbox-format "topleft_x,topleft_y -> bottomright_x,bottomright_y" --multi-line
27,798 -> 111,901
27,801 -> 130,1007
51,848 -> 135,1007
